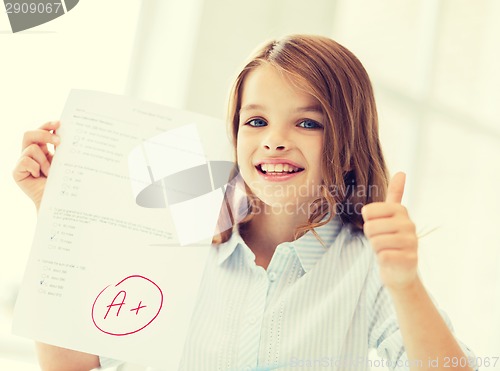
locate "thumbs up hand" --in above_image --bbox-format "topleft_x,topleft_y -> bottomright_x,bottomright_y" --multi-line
361,172 -> 418,292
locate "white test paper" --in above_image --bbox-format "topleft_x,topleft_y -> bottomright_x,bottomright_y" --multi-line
12,90 -> 235,369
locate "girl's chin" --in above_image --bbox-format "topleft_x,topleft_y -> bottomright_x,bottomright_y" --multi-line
248,196 -> 316,215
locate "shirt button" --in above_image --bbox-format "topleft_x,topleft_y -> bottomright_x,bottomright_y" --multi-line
248,315 -> 257,325
268,272 -> 277,282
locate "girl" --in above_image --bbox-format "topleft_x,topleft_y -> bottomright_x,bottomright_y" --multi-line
14,35 -> 475,371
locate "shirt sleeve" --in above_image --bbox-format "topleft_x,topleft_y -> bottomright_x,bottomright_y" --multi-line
367,262 -> 478,371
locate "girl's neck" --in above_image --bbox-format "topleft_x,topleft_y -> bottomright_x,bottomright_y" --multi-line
241,200 -> 311,251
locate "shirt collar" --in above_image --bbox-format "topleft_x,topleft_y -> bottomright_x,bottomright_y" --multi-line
216,215 -> 343,271
293,215 -> 342,272
216,227 -> 245,265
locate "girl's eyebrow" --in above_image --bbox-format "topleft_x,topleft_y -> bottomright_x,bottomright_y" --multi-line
240,104 -> 323,113
295,105 -> 323,113
239,104 -> 265,112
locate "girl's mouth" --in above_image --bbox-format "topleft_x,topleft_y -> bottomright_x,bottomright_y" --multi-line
255,163 -> 304,176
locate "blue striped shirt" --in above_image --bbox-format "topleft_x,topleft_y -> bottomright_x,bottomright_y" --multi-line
100,215 -> 475,370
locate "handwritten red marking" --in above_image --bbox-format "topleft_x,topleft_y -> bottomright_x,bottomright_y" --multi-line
104,290 -> 127,319
91,275 -> 163,336
130,301 -> 147,315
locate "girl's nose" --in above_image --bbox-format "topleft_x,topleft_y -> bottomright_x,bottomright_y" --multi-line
262,127 -> 289,151
264,144 -> 285,150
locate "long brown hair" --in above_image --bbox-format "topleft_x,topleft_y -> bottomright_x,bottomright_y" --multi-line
213,34 -> 389,244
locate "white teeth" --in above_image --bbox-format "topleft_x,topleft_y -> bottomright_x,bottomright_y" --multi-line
259,163 -> 302,173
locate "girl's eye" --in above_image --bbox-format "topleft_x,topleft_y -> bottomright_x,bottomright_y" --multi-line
246,118 -> 267,127
297,119 -> 323,129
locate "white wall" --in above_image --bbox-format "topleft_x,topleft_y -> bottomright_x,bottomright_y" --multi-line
1,0 -> 498,369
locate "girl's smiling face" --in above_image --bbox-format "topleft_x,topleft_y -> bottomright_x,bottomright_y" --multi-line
236,63 -> 325,211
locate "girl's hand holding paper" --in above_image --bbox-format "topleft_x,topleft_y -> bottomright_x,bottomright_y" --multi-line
13,120 -> 60,210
